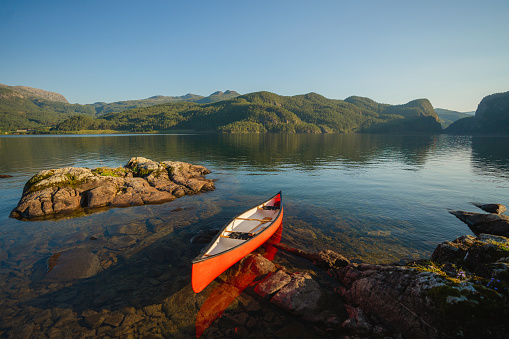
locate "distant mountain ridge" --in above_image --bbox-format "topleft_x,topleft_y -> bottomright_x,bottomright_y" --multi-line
0,84 -> 69,103
0,85 -> 240,131
434,108 -> 475,129
54,91 -> 442,134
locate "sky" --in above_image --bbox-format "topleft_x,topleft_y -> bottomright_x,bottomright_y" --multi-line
1,0 -> 508,111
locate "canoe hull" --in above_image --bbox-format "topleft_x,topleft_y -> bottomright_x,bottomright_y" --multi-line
192,193 -> 283,293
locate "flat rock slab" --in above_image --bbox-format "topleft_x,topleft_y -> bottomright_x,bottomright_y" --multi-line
10,157 -> 215,220
45,248 -> 101,282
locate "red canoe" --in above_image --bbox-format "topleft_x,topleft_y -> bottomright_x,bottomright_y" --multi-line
192,192 -> 283,293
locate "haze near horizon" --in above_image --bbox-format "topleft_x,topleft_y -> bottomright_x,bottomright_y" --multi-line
1,0 -> 508,112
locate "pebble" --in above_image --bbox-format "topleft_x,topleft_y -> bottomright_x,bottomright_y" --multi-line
142,304 -> 162,317
84,313 -> 105,329
121,313 -> 144,327
104,313 -> 124,327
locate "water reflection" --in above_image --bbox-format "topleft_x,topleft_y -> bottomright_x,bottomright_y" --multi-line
0,134 -> 441,174
195,226 -> 282,337
471,136 -> 509,179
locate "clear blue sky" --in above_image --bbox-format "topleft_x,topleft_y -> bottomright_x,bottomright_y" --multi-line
1,0 -> 508,111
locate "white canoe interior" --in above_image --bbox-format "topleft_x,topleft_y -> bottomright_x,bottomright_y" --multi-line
203,199 -> 280,257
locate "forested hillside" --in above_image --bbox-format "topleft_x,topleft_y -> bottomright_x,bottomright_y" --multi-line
54,91 -> 443,134
0,87 -> 95,132
0,85 -> 239,132
435,108 -> 475,128
445,91 -> 509,135
1,82 -> 442,134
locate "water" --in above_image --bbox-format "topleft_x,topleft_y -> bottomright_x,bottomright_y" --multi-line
0,133 -> 508,337
2,134 -> 508,260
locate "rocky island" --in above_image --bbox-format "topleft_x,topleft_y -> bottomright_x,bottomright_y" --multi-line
10,157 -> 215,220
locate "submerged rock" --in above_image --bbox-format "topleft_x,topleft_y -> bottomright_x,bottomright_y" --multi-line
45,248 -> 101,282
10,157 -> 215,220
270,272 -> 322,316
273,243 -> 350,269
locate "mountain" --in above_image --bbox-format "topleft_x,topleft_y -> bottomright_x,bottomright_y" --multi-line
0,83 -> 442,134
445,91 -> 509,135
0,84 -> 69,103
434,108 -> 475,129
91,91 -> 240,114
0,86 -> 95,132
195,90 -> 240,104
57,91 -> 443,134
89,93 -> 205,115
0,85 -> 241,131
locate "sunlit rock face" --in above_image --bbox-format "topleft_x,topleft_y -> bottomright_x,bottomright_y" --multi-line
10,157 -> 215,220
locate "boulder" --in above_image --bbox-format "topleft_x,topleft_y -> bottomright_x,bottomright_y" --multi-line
332,233 -> 509,338
270,272 -> 321,316
449,210 -> 509,237
10,157 -> 214,220
471,202 -> 507,215
254,269 -> 292,298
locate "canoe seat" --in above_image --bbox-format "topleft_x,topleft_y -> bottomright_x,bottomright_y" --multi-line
259,206 -> 280,210
221,232 -> 254,240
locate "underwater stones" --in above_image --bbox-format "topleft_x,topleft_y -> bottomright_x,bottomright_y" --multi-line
190,229 -> 221,244
270,272 -> 322,316
273,243 -> 350,270
254,269 -> 292,298
45,248 -> 101,282
11,157 -> 214,220
242,254 -> 276,276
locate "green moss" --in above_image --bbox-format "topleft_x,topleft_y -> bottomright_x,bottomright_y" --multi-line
92,167 -> 126,177
25,170 -> 55,190
409,260 -> 463,283
485,239 -> 509,252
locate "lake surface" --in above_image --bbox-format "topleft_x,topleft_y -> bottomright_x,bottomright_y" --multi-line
0,133 -> 508,337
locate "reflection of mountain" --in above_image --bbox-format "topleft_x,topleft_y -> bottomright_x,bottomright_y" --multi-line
211,134 -> 437,168
0,134 -> 438,176
471,137 -> 509,178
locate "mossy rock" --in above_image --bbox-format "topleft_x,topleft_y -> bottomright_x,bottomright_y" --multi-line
92,167 -> 127,177
427,283 -> 508,337
25,170 -> 55,190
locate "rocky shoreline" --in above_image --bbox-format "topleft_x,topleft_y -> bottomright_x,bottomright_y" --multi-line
10,157 -> 215,220
188,203 -> 509,338
1,194 -> 508,338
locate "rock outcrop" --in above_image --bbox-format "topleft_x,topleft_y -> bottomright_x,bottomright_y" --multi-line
330,233 -> 509,338
471,202 -> 507,215
449,210 -> 509,237
10,157 -> 214,220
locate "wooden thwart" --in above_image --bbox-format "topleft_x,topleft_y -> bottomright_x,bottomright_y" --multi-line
221,216 -> 273,239
236,217 -> 273,222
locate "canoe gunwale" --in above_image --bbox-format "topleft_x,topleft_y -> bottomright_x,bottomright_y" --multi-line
191,191 -> 282,265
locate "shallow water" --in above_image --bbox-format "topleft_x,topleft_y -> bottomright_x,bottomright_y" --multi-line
0,133 -> 508,337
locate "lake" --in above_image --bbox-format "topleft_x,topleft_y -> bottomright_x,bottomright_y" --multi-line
0,133 -> 508,337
